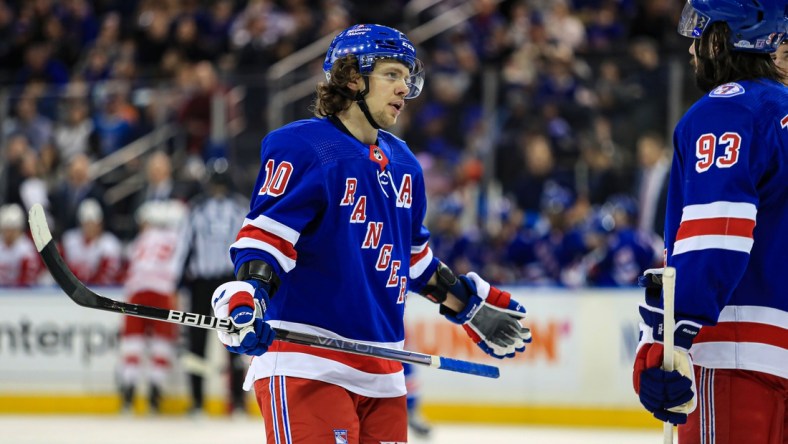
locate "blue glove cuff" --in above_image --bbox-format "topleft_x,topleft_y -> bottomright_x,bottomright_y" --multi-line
443,275 -> 482,325
639,304 -> 701,350
244,279 -> 271,311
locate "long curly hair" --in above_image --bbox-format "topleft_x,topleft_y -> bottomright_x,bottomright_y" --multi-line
693,22 -> 782,92
312,55 -> 361,117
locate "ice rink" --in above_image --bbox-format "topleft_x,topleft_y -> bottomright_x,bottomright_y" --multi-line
1,415 -> 669,444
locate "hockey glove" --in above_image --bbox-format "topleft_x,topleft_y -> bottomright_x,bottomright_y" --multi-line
211,280 -> 275,356
444,272 -> 532,359
632,269 -> 701,425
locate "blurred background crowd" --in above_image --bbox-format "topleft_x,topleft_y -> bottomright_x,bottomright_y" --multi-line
0,0 -> 700,289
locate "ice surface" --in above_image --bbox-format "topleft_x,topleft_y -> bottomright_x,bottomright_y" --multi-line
0,415 -> 669,444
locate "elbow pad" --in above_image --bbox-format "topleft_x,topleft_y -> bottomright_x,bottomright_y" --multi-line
236,260 -> 281,298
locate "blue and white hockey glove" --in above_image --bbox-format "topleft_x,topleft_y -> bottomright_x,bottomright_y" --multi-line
211,280 -> 275,356
444,272 -> 532,359
632,268 -> 701,425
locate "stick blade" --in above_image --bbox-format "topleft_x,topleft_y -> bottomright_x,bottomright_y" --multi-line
27,203 -> 93,305
28,203 -> 52,252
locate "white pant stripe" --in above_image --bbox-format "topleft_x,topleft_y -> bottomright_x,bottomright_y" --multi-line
270,377 -> 281,444
279,376 -> 293,444
709,369 -> 716,444
700,368 -> 717,444
700,368 -> 706,444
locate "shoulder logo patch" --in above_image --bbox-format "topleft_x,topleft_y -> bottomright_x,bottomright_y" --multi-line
709,83 -> 745,98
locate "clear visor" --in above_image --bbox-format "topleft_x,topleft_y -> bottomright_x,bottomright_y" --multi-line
678,2 -> 711,39
367,57 -> 425,99
406,58 -> 425,99
326,55 -> 426,99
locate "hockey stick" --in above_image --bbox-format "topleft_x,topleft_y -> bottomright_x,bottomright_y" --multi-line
661,267 -> 677,444
28,204 -> 499,379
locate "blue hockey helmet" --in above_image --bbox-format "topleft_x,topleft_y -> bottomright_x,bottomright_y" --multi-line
323,24 -> 425,99
678,0 -> 788,52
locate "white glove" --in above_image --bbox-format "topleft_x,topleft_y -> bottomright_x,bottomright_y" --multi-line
446,272 -> 532,359
211,280 -> 274,355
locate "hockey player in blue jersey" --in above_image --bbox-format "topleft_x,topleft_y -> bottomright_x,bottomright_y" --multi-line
208,24 -> 532,443
632,2 -> 788,443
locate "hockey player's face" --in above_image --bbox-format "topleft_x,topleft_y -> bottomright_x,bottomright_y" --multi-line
365,61 -> 409,128
688,41 -> 698,68
771,44 -> 788,85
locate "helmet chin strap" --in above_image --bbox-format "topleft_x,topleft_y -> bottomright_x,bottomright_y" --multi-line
335,75 -> 382,129
355,76 -> 381,130
356,96 -> 382,130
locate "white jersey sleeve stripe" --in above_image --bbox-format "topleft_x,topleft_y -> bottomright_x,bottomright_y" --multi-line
245,215 -> 301,244
409,246 -> 433,279
230,238 -> 297,272
681,201 -> 757,222
717,305 -> 788,328
673,235 -> 754,256
410,242 -> 428,255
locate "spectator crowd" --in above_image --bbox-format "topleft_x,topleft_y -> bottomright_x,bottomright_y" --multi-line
0,0 -> 696,289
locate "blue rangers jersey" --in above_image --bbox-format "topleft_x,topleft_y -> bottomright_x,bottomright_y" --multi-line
667,79 -> 788,379
230,117 -> 438,397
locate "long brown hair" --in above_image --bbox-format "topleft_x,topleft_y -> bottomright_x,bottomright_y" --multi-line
694,22 -> 783,91
312,55 -> 360,117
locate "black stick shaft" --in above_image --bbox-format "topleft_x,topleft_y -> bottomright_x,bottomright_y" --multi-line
28,204 -> 499,378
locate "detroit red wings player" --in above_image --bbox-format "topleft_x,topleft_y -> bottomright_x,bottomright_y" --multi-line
118,200 -> 187,414
61,199 -> 123,285
0,204 -> 41,286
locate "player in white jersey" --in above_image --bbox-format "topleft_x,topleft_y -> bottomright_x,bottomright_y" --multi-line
0,203 -> 41,286
118,199 -> 187,414
61,199 -> 123,286
209,24 -> 532,443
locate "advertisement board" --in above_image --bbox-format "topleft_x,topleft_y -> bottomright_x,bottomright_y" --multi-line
0,287 -> 650,424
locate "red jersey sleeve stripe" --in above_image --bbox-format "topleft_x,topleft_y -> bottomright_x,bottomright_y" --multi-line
409,245 -> 434,279
409,244 -> 430,266
236,224 -> 297,261
676,217 -> 756,241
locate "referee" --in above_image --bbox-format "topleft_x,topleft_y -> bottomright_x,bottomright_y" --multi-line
180,158 -> 249,416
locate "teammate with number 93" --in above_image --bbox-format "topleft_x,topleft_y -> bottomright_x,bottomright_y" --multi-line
631,2 -> 788,443
210,24 -> 531,444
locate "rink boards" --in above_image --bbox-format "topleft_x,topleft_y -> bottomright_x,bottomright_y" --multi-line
0,287 -> 659,428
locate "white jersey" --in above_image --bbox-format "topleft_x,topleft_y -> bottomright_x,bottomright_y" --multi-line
62,229 -> 123,285
124,227 -> 185,295
0,235 -> 41,286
